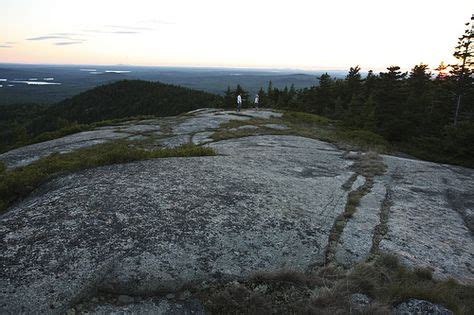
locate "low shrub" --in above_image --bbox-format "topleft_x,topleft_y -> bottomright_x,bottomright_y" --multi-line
283,111 -> 332,125
339,129 -> 389,150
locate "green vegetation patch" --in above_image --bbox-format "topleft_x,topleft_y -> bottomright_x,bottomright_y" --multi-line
209,110 -> 390,153
0,141 -> 215,213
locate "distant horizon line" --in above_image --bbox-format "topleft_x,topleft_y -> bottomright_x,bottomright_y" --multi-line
0,61 -> 386,73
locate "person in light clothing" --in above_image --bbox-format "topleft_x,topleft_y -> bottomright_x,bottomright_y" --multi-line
254,94 -> 259,110
236,94 -> 242,112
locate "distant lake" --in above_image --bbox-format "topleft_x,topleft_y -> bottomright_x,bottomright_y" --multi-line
11,81 -> 61,86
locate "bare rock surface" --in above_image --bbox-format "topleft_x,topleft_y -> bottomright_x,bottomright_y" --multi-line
171,110 -> 280,134
0,130 -> 128,169
393,298 -> 453,315
0,109 -> 281,169
118,124 -> 161,134
85,298 -> 205,315
191,132 -> 214,145
379,155 -> 474,284
229,125 -> 259,131
335,179 -> 386,266
0,135 -> 353,313
158,134 -> 191,148
263,123 -> 289,130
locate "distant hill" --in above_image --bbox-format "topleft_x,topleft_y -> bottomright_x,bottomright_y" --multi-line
0,64 -> 325,105
0,80 -> 222,152
48,80 -> 222,123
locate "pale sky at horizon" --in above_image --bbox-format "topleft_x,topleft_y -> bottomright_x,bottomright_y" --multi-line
1,0 -> 472,71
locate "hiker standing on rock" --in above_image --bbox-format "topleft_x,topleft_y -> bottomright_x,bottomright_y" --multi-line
237,94 -> 242,112
254,94 -> 259,111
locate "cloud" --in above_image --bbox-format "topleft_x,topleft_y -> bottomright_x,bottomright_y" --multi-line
49,32 -> 81,36
111,31 -> 140,34
27,35 -> 73,41
83,28 -> 141,34
54,41 -> 84,46
26,35 -> 87,45
25,19 -> 172,46
0,44 -> 13,48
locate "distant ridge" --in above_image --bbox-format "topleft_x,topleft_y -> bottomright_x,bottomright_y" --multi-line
49,80 -> 221,123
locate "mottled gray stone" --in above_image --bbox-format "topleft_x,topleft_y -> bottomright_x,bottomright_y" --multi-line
127,135 -> 148,141
158,134 -> 191,148
119,124 -> 161,134
263,124 -> 289,130
172,110 -> 281,134
350,293 -> 371,313
186,108 -> 221,115
393,299 -> 453,315
0,135 -> 351,314
335,180 -> 385,266
87,298 -> 205,315
0,130 -> 129,169
0,109 -> 283,169
172,113 -> 248,134
238,109 -> 283,119
379,155 -> 474,284
229,125 -> 259,131
351,175 -> 366,191
192,132 -> 214,145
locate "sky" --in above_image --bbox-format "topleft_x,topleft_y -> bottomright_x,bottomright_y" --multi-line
0,0 -> 472,71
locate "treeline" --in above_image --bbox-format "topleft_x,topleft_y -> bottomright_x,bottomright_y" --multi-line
223,64 -> 473,166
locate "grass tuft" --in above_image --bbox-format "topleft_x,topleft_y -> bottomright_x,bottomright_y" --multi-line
198,255 -> 473,314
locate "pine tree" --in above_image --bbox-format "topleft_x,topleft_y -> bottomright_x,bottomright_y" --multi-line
450,16 -> 473,125
317,73 -> 334,115
333,96 -> 344,119
223,86 -> 234,108
257,87 -> 266,107
405,64 -> 433,135
266,81 -> 274,107
362,95 -> 377,131
345,65 -> 362,98
375,66 -> 408,140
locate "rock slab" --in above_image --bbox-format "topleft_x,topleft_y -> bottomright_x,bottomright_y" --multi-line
0,135 -> 352,314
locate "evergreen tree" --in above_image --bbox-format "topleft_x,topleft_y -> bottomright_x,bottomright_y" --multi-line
450,17 -> 474,125
267,81 -> 274,107
344,95 -> 364,128
362,95 -> 377,131
345,65 -> 362,101
374,66 -> 408,140
223,86 -> 234,108
363,70 -> 377,97
405,64 -> 433,135
257,87 -> 266,107
317,73 -> 334,115
333,96 -> 345,119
